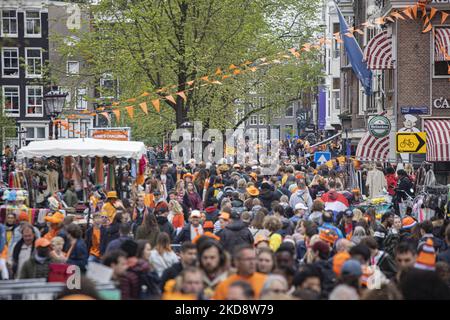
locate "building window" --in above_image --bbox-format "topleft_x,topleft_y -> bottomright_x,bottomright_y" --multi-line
250,115 -> 258,125
359,84 -> 377,115
76,88 -> 88,110
333,23 -> 340,58
259,115 -> 266,125
2,48 -> 19,77
100,73 -> 117,98
26,86 -> 43,116
23,126 -> 47,144
332,78 -> 340,110
434,27 -> 450,78
285,102 -> 294,117
1,10 -> 18,36
67,61 -> 80,75
25,11 -> 41,37
2,86 -> 20,116
25,48 -> 42,78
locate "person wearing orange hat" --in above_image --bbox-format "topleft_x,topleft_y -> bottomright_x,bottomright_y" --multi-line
246,186 -> 259,198
414,238 -> 437,271
101,191 -> 119,225
43,212 -> 65,242
254,234 -> 270,251
19,237 -> 52,279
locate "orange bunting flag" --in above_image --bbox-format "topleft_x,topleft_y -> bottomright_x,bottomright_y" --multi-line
249,67 -> 258,72
112,109 -> 120,122
151,99 -> 160,113
442,12 -> 449,24
423,23 -> 432,33
355,29 -> 365,35
156,88 -> 166,93
222,74 -> 231,79
229,64 -> 238,70
140,92 -> 150,97
242,60 -> 252,66
215,68 -> 222,75
186,80 -> 194,86
302,43 -> 311,51
125,106 -> 134,119
430,7 -> 437,20
126,98 -> 136,103
90,113 -> 96,117
412,5 -> 418,19
344,32 -> 354,38
176,91 -> 187,102
112,102 -> 120,106
424,16 -> 430,27
386,16 -> 395,23
201,76 -> 209,82
165,95 -> 176,105
391,12 -> 405,20
139,102 -> 148,115
233,69 -> 241,75
375,17 -> 385,25
288,48 -> 297,55
402,7 -> 413,20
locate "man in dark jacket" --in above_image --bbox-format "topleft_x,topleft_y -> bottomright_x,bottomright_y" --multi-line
104,223 -> 133,255
310,240 -> 336,298
419,220 -> 445,253
160,242 -> 197,290
175,211 -> 204,244
218,210 -> 254,253
374,212 -> 394,250
66,223 -> 88,272
155,206 -> 175,240
258,182 -> 280,210
360,236 -> 397,280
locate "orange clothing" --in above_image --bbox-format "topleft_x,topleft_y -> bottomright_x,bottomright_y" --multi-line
1,245 -> 8,259
172,213 -> 185,229
43,228 -> 60,241
213,272 -> 267,300
89,227 -> 101,258
101,202 -> 117,223
144,193 -> 155,209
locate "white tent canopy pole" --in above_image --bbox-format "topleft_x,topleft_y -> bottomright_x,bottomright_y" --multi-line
310,132 -> 343,148
16,138 -> 146,160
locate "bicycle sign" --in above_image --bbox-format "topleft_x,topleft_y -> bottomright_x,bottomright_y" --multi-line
396,132 -> 426,153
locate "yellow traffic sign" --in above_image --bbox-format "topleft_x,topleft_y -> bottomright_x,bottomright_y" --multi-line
396,132 -> 426,153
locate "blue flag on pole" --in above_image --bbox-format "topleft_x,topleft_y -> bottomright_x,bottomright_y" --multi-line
335,2 -> 372,95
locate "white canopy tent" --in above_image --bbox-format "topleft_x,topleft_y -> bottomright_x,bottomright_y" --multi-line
17,138 -> 146,160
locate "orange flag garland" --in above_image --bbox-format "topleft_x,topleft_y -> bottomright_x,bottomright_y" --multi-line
112,109 -> 120,122
403,7 -> 413,20
430,7 -> 437,20
139,102 -> 148,115
125,106 -> 134,119
166,95 -> 176,105
176,91 -> 187,102
423,22 -> 432,33
442,12 -> 449,24
151,99 -> 160,113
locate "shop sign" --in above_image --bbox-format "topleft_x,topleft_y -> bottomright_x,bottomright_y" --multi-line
368,115 -> 391,138
400,106 -> 429,114
89,127 -> 131,141
433,97 -> 450,109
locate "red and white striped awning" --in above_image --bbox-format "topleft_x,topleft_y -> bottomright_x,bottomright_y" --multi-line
424,119 -> 450,162
355,132 -> 389,162
435,28 -> 450,62
363,31 -> 394,70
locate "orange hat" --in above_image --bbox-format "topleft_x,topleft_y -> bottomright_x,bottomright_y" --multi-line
249,172 -> 257,180
18,212 -> 29,222
295,173 -> 305,180
333,251 -> 351,276
192,231 -> 220,244
183,173 -> 193,180
44,212 -> 65,224
203,220 -> 214,229
219,212 -> 230,221
319,229 -> 338,245
414,238 -> 436,271
246,186 -> 259,196
402,216 -> 417,230
254,234 -> 269,246
35,238 -> 51,248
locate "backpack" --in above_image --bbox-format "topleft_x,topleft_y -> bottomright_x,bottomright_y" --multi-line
136,270 -> 161,300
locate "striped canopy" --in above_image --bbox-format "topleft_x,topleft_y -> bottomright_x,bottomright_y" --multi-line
363,31 -> 394,70
355,132 -> 389,162
435,28 -> 450,62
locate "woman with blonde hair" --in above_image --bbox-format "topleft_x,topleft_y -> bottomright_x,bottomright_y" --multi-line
168,199 -> 185,229
263,216 -> 283,252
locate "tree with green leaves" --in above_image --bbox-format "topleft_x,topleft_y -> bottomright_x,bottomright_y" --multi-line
54,0 -> 323,144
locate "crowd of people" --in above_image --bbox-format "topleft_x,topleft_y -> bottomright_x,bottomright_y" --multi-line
1,152 -> 450,300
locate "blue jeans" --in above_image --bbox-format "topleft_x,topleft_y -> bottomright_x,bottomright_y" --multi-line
88,255 -> 101,263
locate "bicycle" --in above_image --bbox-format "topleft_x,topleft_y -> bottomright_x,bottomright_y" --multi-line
400,139 -> 414,149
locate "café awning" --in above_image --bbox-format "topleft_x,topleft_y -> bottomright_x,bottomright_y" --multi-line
363,31 -> 394,70
355,132 -> 389,162
424,119 -> 450,162
435,27 -> 450,61
17,138 -> 146,160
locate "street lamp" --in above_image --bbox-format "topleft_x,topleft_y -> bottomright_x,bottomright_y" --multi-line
44,86 -> 68,140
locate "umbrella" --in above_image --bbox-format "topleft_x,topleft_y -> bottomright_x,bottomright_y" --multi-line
321,190 -> 350,212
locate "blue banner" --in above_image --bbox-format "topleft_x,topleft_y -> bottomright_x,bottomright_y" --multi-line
318,86 -> 326,130
335,2 -> 372,95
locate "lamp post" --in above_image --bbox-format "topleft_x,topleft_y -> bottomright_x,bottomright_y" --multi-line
43,86 -> 68,140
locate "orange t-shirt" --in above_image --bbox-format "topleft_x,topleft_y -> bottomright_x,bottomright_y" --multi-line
213,272 -> 267,300
144,194 -> 155,209
89,227 -> 101,258
43,228 -> 59,241
172,213 -> 185,229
